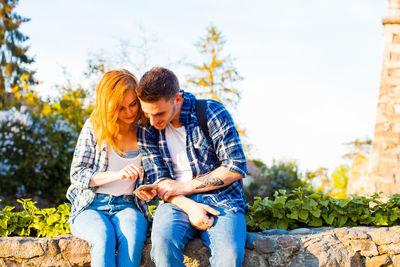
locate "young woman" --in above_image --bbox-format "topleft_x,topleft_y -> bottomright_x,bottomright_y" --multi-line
66,69 -> 148,267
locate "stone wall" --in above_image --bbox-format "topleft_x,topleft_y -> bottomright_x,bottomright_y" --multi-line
348,0 -> 400,196
1,226 -> 400,266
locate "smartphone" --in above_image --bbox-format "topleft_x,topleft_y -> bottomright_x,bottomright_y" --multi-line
134,184 -> 158,193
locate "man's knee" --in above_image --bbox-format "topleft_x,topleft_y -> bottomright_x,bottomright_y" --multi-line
151,230 -> 181,251
211,244 -> 244,266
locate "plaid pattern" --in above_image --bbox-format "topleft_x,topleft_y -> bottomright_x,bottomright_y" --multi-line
66,119 -> 149,222
138,91 -> 248,213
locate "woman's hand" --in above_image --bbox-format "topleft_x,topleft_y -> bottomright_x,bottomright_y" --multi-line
134,184 -> 158,201
135,187 -> 158,201
117,163 -> 143,180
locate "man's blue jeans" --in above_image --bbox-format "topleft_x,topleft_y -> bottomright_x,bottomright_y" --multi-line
150,195 -> 247,267
70,194 -> 148,267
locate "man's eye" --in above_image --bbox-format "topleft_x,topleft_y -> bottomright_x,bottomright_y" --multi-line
130,102 -> 137,107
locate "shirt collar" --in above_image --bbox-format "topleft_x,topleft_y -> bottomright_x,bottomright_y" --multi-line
178,90 -> 196,126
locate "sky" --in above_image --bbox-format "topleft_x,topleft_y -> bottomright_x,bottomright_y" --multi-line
16,0 -> 387,174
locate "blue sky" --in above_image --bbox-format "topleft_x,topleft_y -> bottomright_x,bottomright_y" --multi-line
16,0 -> 387,173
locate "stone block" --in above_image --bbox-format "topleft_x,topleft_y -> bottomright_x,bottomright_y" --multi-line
254,237 -> 276,254
366,255 -> 391,267
262,229 -> 289,236
276,235 -> 301,256
289,228 -> 311,235
58,236 -> 90,266
246,232 -> 265,249
349,240 -> 379,257
0,237 -> 44,259
243,249 -> 268,267
369,227 -> 400,245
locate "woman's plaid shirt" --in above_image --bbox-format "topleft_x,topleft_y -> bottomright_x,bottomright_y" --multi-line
66,119 -> 149,222
137,91 -> 248,214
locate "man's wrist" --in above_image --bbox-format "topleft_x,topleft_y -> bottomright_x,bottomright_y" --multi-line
169,195 -> 195,213
184,181 -> 195,194
154,178 -> 168,184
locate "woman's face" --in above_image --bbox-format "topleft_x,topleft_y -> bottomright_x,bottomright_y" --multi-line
117,89 -> 139,125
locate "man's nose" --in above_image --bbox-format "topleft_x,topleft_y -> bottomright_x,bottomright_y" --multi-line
149,115 -> 156,126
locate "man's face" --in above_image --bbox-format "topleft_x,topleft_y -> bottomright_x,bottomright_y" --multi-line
140,95 -> 181,130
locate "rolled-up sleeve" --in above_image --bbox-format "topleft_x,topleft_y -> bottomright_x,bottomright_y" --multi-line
69,120 -> 97,189
207,101 -> 247,177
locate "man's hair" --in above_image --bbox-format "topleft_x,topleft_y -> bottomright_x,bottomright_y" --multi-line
137,67 -> 180,102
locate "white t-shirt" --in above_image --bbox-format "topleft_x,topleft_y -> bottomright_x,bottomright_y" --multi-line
96,147 -> 142,196
165,123 -> 193,182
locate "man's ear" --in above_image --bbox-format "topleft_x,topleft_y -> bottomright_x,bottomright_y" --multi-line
175,93 -> 183,105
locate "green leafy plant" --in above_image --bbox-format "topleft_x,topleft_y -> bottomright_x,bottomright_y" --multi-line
0,199 -> 157,237
246,188 -> 400,232
0,199 -> 71,237
244,160 -> 309,204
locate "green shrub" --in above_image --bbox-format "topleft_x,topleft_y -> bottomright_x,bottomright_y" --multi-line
0,199 -> 158,237
246,188 -> 400,232
0,199 -> 71,237
0,109 -> 78,204
244,160 -> 308,204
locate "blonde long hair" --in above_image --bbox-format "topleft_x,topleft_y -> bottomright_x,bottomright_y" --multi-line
91,69 -> 145,152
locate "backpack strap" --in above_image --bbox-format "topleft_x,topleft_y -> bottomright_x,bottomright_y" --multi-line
195,99 -> 211,142
195,99 -> 244,187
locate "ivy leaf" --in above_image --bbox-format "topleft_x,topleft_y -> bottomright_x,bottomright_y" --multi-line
322,212 -> 336,225
309,217 -> 323,227
310,208 -> 321,218
287,210 -> 299,220
338,215 -> 348,227
299,210 -> 309,221
308,193 -> 321,200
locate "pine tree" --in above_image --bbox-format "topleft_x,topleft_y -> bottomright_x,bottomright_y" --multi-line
0,0 -> 35,109
187,25 -> 242,112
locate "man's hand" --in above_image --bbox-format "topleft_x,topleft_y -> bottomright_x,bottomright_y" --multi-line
186,202 -> 220,231
157,179 -> 192,200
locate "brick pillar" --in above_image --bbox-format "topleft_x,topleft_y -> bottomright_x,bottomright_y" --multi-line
349,0 -> 400,196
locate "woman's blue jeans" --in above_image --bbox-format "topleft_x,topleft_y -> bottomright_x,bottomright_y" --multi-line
150,195 -> 247,267
70,194 -> 148,267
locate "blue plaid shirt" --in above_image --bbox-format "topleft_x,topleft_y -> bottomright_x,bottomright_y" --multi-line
138,91 -> 248,214
66,119 -> 149,222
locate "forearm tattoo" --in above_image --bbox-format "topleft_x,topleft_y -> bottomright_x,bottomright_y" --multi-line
194,175 -> 224,189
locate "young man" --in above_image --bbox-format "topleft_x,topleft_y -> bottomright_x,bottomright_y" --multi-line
135,67 -> 248,267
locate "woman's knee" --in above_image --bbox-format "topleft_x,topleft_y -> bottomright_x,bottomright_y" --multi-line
115,208 -> 148,242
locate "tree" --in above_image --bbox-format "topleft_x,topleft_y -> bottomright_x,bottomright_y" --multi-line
244,160 -> 309,204
187,24 -> 242,112
0,0 -> 36,109
186,24 -> 254,155
330,165 -> 349,199
47,84 -> 93,133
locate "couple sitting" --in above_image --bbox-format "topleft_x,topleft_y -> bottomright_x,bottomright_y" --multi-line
66,67 -> 248,267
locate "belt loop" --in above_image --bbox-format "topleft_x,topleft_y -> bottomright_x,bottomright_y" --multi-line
108,194 -> 113,213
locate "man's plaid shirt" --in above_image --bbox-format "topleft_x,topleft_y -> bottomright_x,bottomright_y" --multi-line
66,119 -> 149,222
137,91 -> 248,214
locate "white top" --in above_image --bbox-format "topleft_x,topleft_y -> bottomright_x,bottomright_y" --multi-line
96,147 -> 142,196
165,123 -> 193,182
